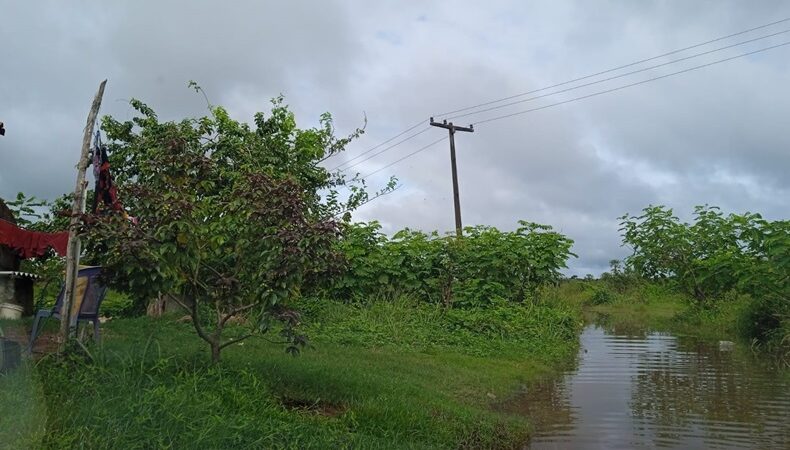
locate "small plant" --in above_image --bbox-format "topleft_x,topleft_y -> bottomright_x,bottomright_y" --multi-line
589,286 -> 614,306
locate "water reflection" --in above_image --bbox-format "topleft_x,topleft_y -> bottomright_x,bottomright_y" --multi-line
512,322 -> 790,449
497,379 -> 575,436
631,338 -> 789,448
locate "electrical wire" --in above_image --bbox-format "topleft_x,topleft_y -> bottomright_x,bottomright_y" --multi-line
332,127 -> 431,172
473,40 -> 790,126
435,16 -> 790,118
358,40 -> 789,180
360,136 -> 448,179
333,185 -> 404,217
323,119 -> 424,166
333,17 -> 790,173
444,28 -> 790,121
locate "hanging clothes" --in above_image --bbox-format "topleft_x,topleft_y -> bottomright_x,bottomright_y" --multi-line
92,132 -> 102,180
90,131 -> 137,224
0,219 -> 68,258
91,134 -> 123,214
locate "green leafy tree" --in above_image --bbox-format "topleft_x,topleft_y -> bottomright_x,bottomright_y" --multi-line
618,205 -> 692,283
736,219 -> 790,343
87,94 -> 374,362
6,192 -> 49,227
620,205 -> 789,345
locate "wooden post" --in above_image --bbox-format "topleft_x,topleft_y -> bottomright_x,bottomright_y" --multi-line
59,80 -> 107,346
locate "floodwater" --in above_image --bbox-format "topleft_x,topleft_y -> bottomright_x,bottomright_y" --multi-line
509,317 -> 790,449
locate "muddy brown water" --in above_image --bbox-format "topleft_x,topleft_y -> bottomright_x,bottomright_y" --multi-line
510,319 -> 790,449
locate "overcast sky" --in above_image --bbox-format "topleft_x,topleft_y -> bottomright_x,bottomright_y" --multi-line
2,1 -> 789,275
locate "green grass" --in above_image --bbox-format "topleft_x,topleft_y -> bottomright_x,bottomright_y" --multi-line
0,361 -> 47,450
542,280 -> 687,338
547,279 -> 788,367
2,299 -> 582,449
299,297 -> 581,359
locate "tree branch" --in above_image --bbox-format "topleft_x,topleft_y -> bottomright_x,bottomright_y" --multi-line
200,260 -> 226,279
219,303 -> 258,328
170,293 -> 214,346
167,293 -> 191,311
191,304 -> 214,345
333,184 -> 402,218
218,333 -> 254,350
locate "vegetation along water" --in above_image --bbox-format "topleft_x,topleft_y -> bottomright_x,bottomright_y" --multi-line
0,98 -> 787,449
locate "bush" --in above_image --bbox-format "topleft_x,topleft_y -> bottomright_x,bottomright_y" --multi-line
620,205 -> 789,345
320,221 -> 576,307
588,287 -> 614,305
100,290 -> 137,317
739,295 -> 789,344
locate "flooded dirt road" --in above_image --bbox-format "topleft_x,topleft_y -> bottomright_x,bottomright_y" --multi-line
514,319 -> 789,449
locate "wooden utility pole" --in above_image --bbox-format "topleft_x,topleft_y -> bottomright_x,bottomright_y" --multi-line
60,80 -> 107,346
429,117 -> 473,238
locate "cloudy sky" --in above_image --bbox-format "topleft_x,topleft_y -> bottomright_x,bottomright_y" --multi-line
2,1 -> 789,275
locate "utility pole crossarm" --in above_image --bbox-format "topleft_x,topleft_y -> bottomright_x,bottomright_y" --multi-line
429,117 -> 474,133
429,117 -> 474,238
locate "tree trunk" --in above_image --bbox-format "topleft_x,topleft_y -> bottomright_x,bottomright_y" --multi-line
210,342 -> 221,363
184,295 -> 224,363
147,293 -> 167,317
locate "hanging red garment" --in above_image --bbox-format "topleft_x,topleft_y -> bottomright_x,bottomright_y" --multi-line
92,144 -> 123,214
0,219 -> 68,258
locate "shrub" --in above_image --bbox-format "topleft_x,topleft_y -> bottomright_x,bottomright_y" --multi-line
100,290 -> 138,318
620,205 -> 788,346
320,221 -> 576,307
588,286 -> 614,305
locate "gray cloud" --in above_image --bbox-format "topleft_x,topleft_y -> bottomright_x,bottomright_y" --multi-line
1,1 -> 789,275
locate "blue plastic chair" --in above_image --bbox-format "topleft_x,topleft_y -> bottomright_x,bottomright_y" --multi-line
28,267 -> 108,352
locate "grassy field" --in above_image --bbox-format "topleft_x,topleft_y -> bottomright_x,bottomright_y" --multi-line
1,299 -> 582,449
4,281 -> 783,449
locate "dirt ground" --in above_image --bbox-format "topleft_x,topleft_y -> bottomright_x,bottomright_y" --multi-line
2,323 -> 59,354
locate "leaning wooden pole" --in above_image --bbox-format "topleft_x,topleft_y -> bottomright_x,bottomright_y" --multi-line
59,80 -> 107,347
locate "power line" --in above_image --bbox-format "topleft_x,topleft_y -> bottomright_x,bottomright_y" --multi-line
332,127 -> 431,172
333,185 -> 404,218
473,40 -> 790,125
444,28 -> 790,121
435,16 -> 790,118
333,17 -> 790,173
360,136 -> 448,179
359,40 -> 789,179
334,19 -> 790,218
323,119 -> 424,166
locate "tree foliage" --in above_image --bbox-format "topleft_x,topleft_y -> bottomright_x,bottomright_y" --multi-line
619,205 -> 789,343
318,221 -> 576,306
86,95 -> 370,362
